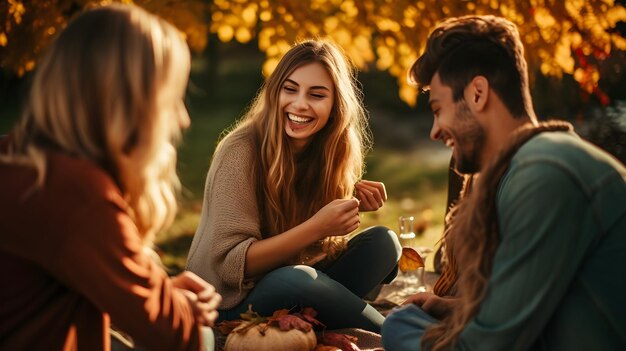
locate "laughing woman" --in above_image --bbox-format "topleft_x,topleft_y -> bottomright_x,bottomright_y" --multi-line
186,40 -> 401,332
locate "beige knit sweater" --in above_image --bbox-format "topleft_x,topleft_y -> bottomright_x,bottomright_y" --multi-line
186,127 -> 262,309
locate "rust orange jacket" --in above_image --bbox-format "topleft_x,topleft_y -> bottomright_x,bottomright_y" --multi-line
0,139 -> 202,351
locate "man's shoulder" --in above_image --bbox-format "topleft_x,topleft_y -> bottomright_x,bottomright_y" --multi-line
517,131 -> 597,160
511,130 -> 626,183
500,130 -> 626,224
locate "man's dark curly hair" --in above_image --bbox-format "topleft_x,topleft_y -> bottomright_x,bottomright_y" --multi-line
409,15 -> 534,119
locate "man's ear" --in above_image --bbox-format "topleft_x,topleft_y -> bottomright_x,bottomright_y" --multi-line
466,76 -> 489,112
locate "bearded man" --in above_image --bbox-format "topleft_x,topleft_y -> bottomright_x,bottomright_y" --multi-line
382,15 -> 626,351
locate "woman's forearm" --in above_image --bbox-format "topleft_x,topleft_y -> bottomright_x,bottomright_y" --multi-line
244,219 -> 321,277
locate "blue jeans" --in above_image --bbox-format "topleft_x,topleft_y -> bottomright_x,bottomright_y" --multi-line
218,226 -> 401,332
381,304 -> 440,351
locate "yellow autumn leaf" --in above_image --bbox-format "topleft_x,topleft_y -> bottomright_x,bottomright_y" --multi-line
399,247 -> 424,273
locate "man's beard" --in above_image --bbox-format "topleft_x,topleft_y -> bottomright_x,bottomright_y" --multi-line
453,100 -> 486,174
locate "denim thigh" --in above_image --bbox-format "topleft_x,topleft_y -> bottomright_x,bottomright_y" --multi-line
323,225 -> 401,297
218,265 -> 385,332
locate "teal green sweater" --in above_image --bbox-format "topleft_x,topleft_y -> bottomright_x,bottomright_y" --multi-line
459,131 -> 626,349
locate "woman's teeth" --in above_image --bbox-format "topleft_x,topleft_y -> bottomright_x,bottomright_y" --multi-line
288,113 -> 313,124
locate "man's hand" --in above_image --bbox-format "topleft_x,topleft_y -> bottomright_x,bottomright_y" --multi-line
355,180 -> 387,212
402,292 -> 457,320
172,271 -> 222,326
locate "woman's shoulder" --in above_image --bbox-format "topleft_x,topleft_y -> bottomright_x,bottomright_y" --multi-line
47,152 -> 125,207
213,124 -> 256,163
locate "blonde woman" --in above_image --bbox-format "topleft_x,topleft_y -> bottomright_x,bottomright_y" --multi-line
187,40 -> 401,332
0,4 -> 220,350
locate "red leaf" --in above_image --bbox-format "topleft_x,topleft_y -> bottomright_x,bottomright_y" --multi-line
269,314 -> 313,332
271,309 -> 291,318
294,307 -> 325,328
301,307 -> 317,318
322,332 -> 360,351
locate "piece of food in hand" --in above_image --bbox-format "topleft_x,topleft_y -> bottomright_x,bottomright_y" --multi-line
398,247 -> 425,272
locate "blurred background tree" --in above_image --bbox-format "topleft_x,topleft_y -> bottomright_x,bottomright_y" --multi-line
2,0 -> 625,271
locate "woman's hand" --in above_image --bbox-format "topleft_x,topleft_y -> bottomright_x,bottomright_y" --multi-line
172,271 -> 222,326
310,198 -> 360,239
244,199 -> 358,277
402,292 -> 457,320
355,180 -> 387,212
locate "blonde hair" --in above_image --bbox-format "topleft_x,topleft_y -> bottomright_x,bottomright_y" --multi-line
2,4 -> 190,244
220,39 -> 371,258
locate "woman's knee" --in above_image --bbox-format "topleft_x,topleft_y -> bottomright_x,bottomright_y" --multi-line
361,226 -> 402,261
261,265 -> 317,289
262,265 -> 345,298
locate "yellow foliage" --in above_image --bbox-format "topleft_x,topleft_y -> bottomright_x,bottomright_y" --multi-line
555,42 -> 574,74
8,0 -> 26,24
340,1 -> 358,17
331,28 -> 351,47
614,36 -> 626,50
217,25 -> 234,42
324,17 -> 339,32
259,10 -> 271,22
540,62 -> 553,76
2,0 -> 626,106
574,68 -> 585,82
262,57 -> 280,77
235,27 -> 252,43
534,7 -> 556,29
258,28 -> 274,50
376,45 -> 393,70
607,6 -> 626,25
